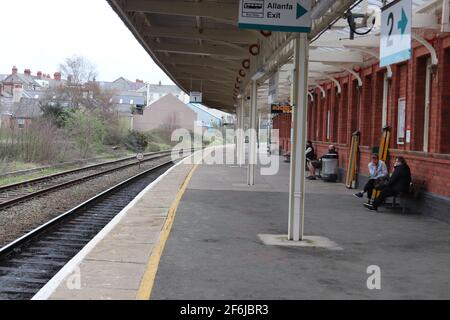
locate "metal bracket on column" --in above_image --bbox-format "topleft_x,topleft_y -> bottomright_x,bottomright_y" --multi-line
412,32 -> 438,69
324,75 -> 342,94
347,47 -> 393,79
344,68 -> 362,87
315,84 -> 326,98
308,91 -> 314,102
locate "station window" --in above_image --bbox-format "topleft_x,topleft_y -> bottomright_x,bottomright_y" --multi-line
326,88 -> 332,141
332,86 -> 339,143
413,55 -> 432,152
441,48 -> 450,154
339,83 -> 349,144
350,80 -> 359,138
373,72 -> 386,142
317,93 -> 324,141
361,75 -> 372,146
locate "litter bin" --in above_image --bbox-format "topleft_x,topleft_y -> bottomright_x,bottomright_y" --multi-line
321,154 -> 339,182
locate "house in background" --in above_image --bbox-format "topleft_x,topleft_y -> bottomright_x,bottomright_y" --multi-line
1,66 -> 64,102
133,94 -> 197,132
0,97 -> 42,129
186,102 -> 226,131
99,77 -> 188,130
0,66 -> 64,129
142,81 -> 189,106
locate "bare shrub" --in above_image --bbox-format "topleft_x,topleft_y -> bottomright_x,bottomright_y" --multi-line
0,118 -> 65,164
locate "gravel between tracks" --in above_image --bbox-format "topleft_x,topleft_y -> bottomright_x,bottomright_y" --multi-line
0,156 -> 172,247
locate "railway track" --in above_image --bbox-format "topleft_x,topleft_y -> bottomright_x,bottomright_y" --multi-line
0,150 -> 173,210
0,159 -> 177,300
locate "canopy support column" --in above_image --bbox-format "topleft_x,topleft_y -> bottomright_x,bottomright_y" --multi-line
288,33 -> 309,241
247,81 -> 257,185
237,99 -> 245,166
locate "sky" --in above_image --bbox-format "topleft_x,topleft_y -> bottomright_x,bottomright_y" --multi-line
0,0 -> 173,84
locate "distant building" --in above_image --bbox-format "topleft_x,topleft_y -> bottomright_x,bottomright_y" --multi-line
142,81 -> 189,106
133,94 -> 197,132
0,97 -> 41,129
187,103 -> 223,130
0,66 -> 64,102
0,66 -> 65,129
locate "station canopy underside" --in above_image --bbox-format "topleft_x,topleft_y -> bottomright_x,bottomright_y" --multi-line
107,0 -> 445,113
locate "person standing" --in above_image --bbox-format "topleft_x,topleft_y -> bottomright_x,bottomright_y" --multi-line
306,141 -> 316,180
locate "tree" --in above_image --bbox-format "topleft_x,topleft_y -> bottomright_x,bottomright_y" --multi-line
65,110 -> 106,157
59,55 -> 97,85
58,55 -> 98,109
40,102 -> 72,128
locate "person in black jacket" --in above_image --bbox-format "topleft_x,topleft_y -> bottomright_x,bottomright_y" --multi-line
364,156 -> 411,211
306,141 -> 316,180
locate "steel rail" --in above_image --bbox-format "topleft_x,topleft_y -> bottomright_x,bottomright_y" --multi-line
0,151 -> 173,210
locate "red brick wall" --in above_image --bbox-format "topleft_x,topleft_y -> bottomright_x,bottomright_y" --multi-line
301,34 -> 450,198
272,113 -> 292,154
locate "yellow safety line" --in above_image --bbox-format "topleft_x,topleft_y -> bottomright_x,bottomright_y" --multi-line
136,163 -> 200,300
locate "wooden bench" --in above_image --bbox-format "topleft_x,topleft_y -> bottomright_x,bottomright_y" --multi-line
384,180 -> 426,214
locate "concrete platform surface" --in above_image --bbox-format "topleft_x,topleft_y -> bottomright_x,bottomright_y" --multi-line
152,147 -> 450,300
38,156 -> 196,300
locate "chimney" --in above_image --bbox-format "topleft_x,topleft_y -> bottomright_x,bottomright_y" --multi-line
24,69 -> 31,77
67,75 -> 73,83
37,71 -> 42,79
13,84 -> 23,103
158,80 -> 162,86
136,79 -> 144,83
54,72 -> 62,81
12,66 -> 18,75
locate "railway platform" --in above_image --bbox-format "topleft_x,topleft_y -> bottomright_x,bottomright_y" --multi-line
36,146 -> 450,300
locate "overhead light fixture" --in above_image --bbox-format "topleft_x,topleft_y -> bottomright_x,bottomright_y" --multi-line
251,68 -> 266,81
311,0 -> 334,20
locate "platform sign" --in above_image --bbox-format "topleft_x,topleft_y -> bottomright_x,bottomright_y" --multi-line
190,92 -> 202,103
380,0 -> 412,67
238,0 -> 312,33
271,104 -> 292,114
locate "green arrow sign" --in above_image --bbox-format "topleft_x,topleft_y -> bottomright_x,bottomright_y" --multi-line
296,3 -> 308,19
397,7 -> 408,35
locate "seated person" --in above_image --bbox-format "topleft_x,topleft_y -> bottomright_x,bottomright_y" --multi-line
323,144 -> 338,157
353,153 -> 388,202
306,141 -> 317,180
364,156 -> 411,211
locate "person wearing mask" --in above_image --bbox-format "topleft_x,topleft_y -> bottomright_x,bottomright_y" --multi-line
364,156 -> 411,211
353,153 -> 388,202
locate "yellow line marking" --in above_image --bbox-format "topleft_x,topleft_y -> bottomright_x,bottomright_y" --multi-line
136,163 -> 199,300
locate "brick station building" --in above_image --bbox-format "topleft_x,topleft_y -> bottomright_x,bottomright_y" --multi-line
275,30 -> 450,221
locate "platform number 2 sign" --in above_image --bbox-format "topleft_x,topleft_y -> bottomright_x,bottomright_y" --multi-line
386,12 -> 394,47
380,0 -> 412,67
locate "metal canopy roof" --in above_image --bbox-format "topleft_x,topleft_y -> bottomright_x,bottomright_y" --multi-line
107,0 -> 447,112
